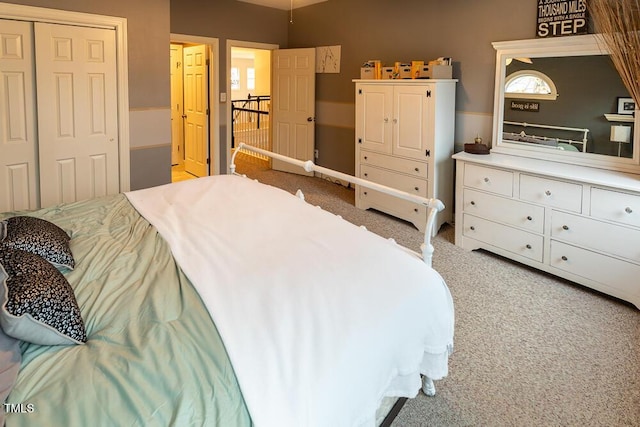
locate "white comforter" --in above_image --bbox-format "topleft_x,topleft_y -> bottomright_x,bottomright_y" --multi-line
126,175 -> 454,427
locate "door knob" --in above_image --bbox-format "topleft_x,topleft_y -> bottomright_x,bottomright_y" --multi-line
307,117 -> 315,122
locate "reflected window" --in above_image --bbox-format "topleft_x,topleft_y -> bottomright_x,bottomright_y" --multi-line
505,70 -> 558,100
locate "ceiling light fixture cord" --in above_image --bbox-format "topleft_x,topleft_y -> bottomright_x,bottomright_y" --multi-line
290,0 -> 293,23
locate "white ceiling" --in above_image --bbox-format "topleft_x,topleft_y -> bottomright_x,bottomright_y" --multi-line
235,0 -> 327,10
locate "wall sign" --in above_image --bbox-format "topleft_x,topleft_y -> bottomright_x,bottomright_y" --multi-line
537,0 -> 588,38
511,100 -> 540,112
316,46 -> 341,73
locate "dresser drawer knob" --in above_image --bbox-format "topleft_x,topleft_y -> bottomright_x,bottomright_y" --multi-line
364,173 -> 368,177
526,215 -> 532,221
470,201 -> 476,206
414,208 -> 419,213
483,177 -> 490,183
561,256 -> 568,261
526,244 -> 532,249
625,207 -> 633,214
363,191 -> 368,195
562,225 -> 569,230
470,226 -> 475,231
364,156 -> 368,160
414,186 -> 419,191
414,167 -> 420,172
545,190 -> 552,196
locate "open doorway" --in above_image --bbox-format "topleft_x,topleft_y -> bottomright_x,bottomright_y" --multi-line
169,34 -> 220,182
226,40 -> 278,173
230,46 -> 273,166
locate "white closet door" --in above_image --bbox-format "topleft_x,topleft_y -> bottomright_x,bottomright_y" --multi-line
0,19 -> 38,212
35,22 -> 119,208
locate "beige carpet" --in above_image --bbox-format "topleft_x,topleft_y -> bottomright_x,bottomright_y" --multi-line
233,154 -> 640,426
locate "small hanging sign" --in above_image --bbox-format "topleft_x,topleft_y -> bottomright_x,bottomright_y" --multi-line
536,0 -> 588,38
510,100 -> 540,112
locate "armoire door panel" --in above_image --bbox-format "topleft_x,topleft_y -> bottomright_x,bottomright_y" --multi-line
35,22 -> 119,208
0,19 -> 38,212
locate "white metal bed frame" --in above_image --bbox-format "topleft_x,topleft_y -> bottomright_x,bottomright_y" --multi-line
504,120 -> 590,152
230,143 -> 445,396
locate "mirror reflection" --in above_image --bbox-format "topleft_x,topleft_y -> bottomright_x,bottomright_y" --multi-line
502,54 -> 634,158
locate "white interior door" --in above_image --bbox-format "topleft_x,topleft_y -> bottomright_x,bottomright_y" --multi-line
170,43 -> 184,167
0,19 -> 38,212
35,22 -> 119,208
183,44 -> 209,177
272,48 -> 315,175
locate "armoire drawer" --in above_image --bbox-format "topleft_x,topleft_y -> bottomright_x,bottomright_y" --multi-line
550,241 -> 640,299
519,174 -> 582,213
590,187 -> 640,228
551,210 -> 640,263
463,188 -> 544,233
360,164 -> 427,197
463,164 -> 513,197
359,150 -> 428,179
462,214 -> 543,262
358,187 -> 427,228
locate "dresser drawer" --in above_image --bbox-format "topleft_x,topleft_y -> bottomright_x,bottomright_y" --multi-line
550,241 -> 640,300
590,188 -> 640,228
463,164 -> 513,197
519,174 -> 582,213
463,188 -> 544,233
552,211 -> 640,263
462,214 -> 543,262
360,164 -> 427,197
359,150 -> 428,179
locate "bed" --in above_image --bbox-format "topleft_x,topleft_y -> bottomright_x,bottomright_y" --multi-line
0,148 -> 454,427
503,120 -> 589,152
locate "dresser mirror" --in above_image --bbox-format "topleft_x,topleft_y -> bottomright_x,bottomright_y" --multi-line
491,34 -> 640,173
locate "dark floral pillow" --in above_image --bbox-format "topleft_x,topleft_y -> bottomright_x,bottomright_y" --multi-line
0,247 -> 86,345
0,216 -> 74,270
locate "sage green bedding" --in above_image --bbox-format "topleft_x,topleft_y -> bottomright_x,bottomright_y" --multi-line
2,194 -> 252,426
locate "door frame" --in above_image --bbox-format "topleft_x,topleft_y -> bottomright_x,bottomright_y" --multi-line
171,34 -> 220,175
0,2 -> 131,192
226,39 -> 278,174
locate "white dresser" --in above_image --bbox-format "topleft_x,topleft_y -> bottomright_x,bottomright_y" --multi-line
354,79 -> 457,233
453,151 -> 640,309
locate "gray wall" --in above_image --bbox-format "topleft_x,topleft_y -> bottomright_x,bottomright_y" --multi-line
287,0 -> 540,173
7,0 -> 584,184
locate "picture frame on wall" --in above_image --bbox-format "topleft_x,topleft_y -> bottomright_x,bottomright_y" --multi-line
617,97 -> 636,115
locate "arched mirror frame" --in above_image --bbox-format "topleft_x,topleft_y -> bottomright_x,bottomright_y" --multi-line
491,34 -> 640,174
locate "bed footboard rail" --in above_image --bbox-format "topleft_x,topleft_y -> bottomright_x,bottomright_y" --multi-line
230,143 -> 444,268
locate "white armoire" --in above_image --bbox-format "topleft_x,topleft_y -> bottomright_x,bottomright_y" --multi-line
0,18 -> 120,212
353,79 -> 457,233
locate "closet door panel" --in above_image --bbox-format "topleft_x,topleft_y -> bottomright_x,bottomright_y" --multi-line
0,19 -> 38,212
35,22 -> 118,207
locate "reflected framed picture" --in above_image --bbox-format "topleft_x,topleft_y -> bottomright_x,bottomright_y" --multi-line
617,97 -> 636,115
